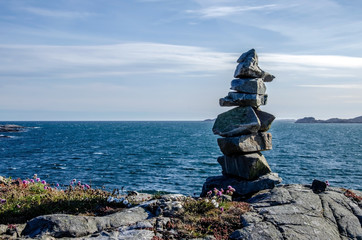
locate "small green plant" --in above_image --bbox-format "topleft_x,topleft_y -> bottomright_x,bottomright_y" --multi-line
183,198 -> 216,214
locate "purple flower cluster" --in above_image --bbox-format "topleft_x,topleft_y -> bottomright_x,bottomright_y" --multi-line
206,185 -> 236,198
22,175 -> 46,186
226,185 -> 236,195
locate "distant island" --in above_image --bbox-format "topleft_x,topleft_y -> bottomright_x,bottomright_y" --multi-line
295,116 -> 362,123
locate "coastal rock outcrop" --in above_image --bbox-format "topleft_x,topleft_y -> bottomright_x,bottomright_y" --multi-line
202,49 -> 281,197
230,185 -> 362,240
17,186 -> 362,239
296,116 -> 362,123
0,124 -> 24,132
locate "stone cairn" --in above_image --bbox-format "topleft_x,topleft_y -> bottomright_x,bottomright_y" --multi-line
201,49 -> 282,197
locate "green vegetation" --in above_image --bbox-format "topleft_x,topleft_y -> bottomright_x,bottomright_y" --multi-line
0,175 -> 113,224
170,198 -> 250,239
160,187 -> 250,240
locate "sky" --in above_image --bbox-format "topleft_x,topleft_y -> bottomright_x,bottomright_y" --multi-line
1,0 -> 362,121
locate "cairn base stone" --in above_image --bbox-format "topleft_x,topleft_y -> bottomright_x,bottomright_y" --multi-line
217,132 -> 272,155
212,106 -> 260,137
200,173 -> 282,197
231,78 -> 266,94
217,153 -> 271,180
220,92 -> 267,108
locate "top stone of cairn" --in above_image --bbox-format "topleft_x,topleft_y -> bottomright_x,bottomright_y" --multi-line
234,49 -> 274,82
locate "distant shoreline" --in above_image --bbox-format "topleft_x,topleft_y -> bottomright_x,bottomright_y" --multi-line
295,116 -> 362,123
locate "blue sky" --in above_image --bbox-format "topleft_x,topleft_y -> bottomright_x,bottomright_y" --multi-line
1,0 -> 362,120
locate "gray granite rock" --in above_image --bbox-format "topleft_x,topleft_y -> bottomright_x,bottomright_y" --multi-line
231,78 -> 266,94
212,106 -> 261,137
160,194 -> 186,201
220,92 -> 267,107
254,108 -> 275,132
22,206 -> 152,238
217,153 -> 271,180
231,185 -> 362,240
230,221 -> 283,240
117,229 -> 154,240
261,73 -> 275,82
234,49 -> 274,82
200,173 -> 282,197
217,132 -> 272,155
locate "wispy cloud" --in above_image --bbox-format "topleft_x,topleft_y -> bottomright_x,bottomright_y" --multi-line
0,42 -> 235,80
298,84 -> 362,89
186,4 -> 276,18
2,43 -> 362,82
23,7 -> 93,18
261,53 -> 362,69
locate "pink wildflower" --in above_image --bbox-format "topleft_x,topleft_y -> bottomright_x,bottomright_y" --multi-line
30,179 -> 34,183
44,186 -> 47,190
81,185 -> 85,190
41,180 -> 46,184
36,178 -> 40,182
85,184 -> 90,189
220,207 -> 224,212
77,181 -> 81,186
56,183 -> 60,187
0,199 -> 6,204
325,180 -> 330,186
16,204 -> 20,208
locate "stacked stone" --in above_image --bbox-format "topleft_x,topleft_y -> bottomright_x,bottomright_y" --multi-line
201,49 -> 282,197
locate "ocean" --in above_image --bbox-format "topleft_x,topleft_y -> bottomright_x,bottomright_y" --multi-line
1,121 -> 361,194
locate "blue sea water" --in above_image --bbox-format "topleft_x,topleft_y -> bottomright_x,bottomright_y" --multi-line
0,121 -> 361,194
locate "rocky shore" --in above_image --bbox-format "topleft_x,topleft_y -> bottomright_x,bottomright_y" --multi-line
1,184 -> 361,239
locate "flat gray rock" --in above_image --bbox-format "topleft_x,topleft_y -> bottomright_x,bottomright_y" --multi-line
230,185 -> 362,240
231,78 -> 266,94
217,132 -> 272,155
200,173 -> 282,197
22,206 -> 152,238
234,49 -> 275,82
254,108 -> 275,132
217,153 -> 271,180
212,106 -> 261,137
117,229 -> 154,240
220,92 -> 267,108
